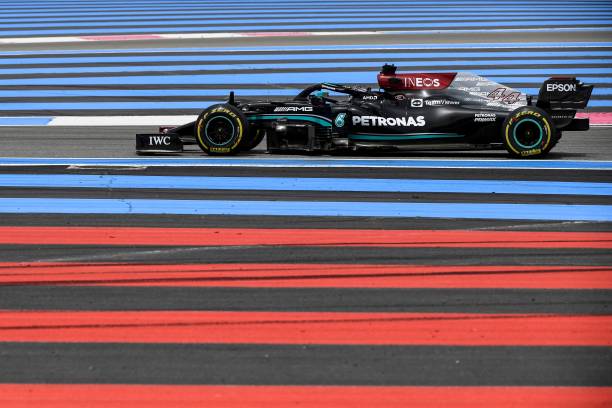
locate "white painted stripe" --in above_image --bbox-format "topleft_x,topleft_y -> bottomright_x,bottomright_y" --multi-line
0,36 -> 84,44
47,115 -> 197,126
1,158 -> 611,171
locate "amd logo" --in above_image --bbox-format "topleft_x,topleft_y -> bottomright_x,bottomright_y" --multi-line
149,136 -> 171,145
273,106 -> 314,112
546,83 -> 577,92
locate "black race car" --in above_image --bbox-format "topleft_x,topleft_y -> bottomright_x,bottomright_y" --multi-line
136,64 -> 592,158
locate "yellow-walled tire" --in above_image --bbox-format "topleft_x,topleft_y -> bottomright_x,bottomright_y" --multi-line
502,106 -> 555,158
195,104 -> 249,155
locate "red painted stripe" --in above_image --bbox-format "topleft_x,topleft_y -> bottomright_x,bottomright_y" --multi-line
1,227 -> 610,248
1,263 -> 611,288
577,112 -> 612,125
0,385 -> 610,408
1,311 -> 610,346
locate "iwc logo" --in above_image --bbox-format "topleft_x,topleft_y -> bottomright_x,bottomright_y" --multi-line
334,113 -> 346,127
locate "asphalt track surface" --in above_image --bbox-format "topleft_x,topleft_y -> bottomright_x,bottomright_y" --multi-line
1,1 -> 612,406
1,128 -> 611,406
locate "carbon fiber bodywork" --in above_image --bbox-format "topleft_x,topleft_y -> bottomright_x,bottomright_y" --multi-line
136,65 -> 592,157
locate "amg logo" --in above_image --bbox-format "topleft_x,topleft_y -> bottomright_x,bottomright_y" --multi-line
547,83 -> 577,92
405,77 -> 440,88
273,106 -> 313,112
149,136 -> 171,145
352,116 -> 426,127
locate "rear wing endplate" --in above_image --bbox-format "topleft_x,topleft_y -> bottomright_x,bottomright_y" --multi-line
536,77 -> 593,110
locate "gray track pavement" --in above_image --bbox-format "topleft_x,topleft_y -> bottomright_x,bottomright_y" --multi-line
1,25 -> 612,395
1,126 -> 611,159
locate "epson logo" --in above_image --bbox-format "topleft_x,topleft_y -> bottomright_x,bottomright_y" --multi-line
273,106 -> 314,112
546,83 -> 577,92
352,116 -> 426,127
149,136 -> 171,145
405,77 -> 440,88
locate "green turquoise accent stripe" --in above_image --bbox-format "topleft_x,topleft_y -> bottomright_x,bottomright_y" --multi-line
247,114 -> 332,127
513,118 -> 543,149
349,133 -> 464,141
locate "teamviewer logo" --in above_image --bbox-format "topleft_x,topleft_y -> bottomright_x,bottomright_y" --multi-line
411,99 -> 423,108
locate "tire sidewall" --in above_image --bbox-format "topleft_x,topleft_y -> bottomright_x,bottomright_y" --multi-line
196,104 -> 247,155
241,128 -> 265,152
502,106 -> 554,158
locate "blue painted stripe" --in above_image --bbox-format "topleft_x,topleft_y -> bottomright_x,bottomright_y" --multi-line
2,20 -> 611,37
0,117 -> 52,125
0,89 -> 297,98
4,50 -> 612,66
4,100 -> 611,111
1,58 -> 609,75
0,70 -> 608,87
0,197 -> 610,221
5,15 -> 612,29
3,42 -> 610,57
0,4 -> 609,15
7,1 -> 603,6
2,9 -> 608,20
0,101 -> 219,110
0,1 -> 607,5
2,174 -> 610,196
1,87 -> 610,99
2,11 -> 609,25
1,157 -> 611,170
1,4 -> 609,14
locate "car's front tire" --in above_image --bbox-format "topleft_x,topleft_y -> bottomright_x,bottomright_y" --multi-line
240,128 -> 266,152
502,106 -> 555,158
195,104 -> 249,155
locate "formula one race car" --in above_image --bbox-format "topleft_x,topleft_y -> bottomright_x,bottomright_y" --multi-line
136,64 -> 592,158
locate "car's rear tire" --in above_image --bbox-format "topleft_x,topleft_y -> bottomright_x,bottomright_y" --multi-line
502,106 -> 555,158
195,104 -> 249,155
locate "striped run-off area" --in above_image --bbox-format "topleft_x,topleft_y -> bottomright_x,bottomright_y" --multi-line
0,0 -> 611,123
1,41 -> 611,119
1,0 -> 612,406
1,157 -> 611,407
1,0 -> 611,39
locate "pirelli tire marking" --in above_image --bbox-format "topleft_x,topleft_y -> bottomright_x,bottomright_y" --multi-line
503,108 -> 553,158
196,105 -> 244,154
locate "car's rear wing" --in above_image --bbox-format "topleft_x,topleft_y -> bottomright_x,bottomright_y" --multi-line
534,77 -> 593,131
536,77 -> 593,110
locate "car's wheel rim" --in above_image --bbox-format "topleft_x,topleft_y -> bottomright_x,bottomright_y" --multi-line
513,118 -> 543,149
204,116 -> 235,146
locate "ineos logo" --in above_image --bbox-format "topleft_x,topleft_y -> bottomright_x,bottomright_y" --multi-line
149,136 -> 171,145
406,77 -> 440,88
